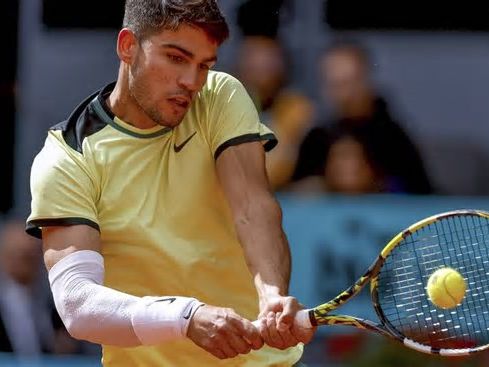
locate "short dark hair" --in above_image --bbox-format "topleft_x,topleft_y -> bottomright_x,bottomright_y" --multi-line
323,38 -> 373,69
123,0 -> 229,44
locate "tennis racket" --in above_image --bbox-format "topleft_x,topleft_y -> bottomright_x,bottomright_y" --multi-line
265,210 -> 489,356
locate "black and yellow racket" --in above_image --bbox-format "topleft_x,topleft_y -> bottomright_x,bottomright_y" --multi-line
288,210 -> 489,356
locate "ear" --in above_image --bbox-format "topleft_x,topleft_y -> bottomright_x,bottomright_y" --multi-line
117,28 -> 138,64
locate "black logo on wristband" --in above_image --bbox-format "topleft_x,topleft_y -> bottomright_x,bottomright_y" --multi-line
183,306 -> 193,320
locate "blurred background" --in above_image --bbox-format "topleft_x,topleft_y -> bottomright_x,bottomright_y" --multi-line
3,0 -> 489,365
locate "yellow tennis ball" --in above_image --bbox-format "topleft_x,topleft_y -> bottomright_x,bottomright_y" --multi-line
426,267 -> 467,309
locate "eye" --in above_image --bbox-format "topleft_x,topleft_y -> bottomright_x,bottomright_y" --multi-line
168,54 -> 186,64
199,63 -> 211,71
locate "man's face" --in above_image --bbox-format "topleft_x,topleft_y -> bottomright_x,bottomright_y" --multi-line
324,137 -> 378,194
129,25 -> 218,127
321,50 -> 370,112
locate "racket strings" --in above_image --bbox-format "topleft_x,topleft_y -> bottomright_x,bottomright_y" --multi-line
376,214 -> 489,349
459,216 -> 489,345
438,216 -> 489,347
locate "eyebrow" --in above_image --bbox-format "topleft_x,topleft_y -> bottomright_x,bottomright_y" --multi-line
161,44 -> 218,63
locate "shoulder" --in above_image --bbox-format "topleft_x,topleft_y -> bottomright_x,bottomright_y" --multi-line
199,71 -> 247,101
49,83 -> 115,154
32,130 -> 90,181
192,71 -> 256,127
32,87 -> 109,182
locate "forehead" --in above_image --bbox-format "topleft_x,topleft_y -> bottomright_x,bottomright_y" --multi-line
146,24 -> 219,57
322,51 -> 365,76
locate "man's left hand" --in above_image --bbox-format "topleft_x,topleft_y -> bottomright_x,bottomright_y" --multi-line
256,295 -> 315,350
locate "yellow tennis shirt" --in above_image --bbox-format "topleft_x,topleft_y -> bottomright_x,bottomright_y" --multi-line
27,71 -> 303,366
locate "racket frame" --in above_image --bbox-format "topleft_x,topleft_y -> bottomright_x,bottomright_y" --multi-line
306,209 -> 489,356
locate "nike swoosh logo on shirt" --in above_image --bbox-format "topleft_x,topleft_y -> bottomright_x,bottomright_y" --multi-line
174,131 -> 197,152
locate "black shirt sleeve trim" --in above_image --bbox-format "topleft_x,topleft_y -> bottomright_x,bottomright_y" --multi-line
26,218 -> 101,239
214,133 -> 278,160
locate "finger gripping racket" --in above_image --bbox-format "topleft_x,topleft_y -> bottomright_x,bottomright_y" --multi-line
285,210 -> 489,356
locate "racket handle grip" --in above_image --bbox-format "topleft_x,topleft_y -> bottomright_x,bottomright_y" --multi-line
251,309 -> 313,329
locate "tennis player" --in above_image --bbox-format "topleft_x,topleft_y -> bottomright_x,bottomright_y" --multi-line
26,0 -> 313,365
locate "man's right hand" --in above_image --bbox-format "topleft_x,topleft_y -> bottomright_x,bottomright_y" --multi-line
187,305 -> 263,359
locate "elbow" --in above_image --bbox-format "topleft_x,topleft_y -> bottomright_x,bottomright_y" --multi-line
259,194 -> 283,221
56,295 -> 94,342
234,194 -> 282,227
63,313 -> 91,341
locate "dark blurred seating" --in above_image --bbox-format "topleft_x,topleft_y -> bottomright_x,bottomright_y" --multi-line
236,0 -> 285,39
0,0 -> 17,214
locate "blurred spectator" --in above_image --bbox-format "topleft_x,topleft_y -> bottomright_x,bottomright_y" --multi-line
292,39 -> 433,194
236,36 -> 287,114
235,36 -> 314,190
289,127 -> 387,194
0,219 -> 80,356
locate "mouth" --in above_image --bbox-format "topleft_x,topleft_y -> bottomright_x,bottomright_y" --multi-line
168,96 -> 190,110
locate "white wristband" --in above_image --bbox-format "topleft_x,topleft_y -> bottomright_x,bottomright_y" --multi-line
131,296 -> 204,345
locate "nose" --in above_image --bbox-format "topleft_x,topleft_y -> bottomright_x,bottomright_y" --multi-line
178,67 -> 201,93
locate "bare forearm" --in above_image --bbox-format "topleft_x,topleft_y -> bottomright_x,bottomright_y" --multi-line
215,142 -> 313,347
234,193 -> 291,297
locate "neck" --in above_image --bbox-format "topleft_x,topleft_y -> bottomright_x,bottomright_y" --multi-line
340,93 -> 375,120
107,66 -> 158,129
